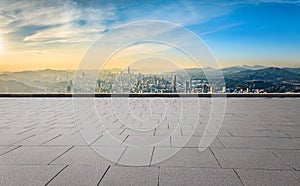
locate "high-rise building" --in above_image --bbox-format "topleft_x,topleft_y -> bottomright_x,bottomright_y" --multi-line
185,80 -> 190,93
127,67 -> 131,83
172,74 -> 177,92
127,67 -> 131,75
189,78 -> 192,91
222,86 -> 226,93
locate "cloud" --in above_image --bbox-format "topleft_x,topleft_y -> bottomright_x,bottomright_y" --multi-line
1,0 -> 298,51
23,24 -> 106,43
0,1 -> 78,28
213,0 -> 300,6
0,0 -> 116,47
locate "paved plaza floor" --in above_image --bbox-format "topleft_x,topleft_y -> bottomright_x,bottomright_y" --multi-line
0,98 -> 300,185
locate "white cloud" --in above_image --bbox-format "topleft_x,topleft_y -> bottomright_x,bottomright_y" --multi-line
1,0 -> 298,50
0,0 -> 115,47
23,23 -> 105,43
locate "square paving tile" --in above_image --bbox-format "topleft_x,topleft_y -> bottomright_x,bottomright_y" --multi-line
272,150 -> 300,170
0,146 -> 71,164
289,171 -> 300,181
153,147 -> 220,168
218,137 -> 300,149
51,146 -> 112,166
99,166 -> 159,186
236,169 -> 300,186
0,146 -> 19,155
212,148 -> 292,170
42,135 -> 95,146
117,147 -> 153,166
124,135 -> 171,147
160,167 -> 243,186
171,136 -> 224,148
15,134 -> 61,145
0,134 -> 34,145
0,165 -> 65,186
228,129 -> 289,137
48,165 -> 109,185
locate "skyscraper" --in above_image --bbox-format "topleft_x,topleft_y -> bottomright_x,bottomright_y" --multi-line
127,66 -> 131,75
189,78 -> 192,92
127,67 -> 131,83
185,80 -> 190,93
172,74 -> 177,92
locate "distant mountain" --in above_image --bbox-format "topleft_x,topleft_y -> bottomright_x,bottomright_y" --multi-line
224,67 -> 300,93
0,69 -> 74,93
0,69 -> 73,82
226,67 -> 300,81
241,65 -> 266,70
0,79 -> 40,92
222,65 -> 266,74
283,67 -> 300,75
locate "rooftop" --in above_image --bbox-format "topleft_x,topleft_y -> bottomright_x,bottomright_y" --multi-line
0,97 -> 299,185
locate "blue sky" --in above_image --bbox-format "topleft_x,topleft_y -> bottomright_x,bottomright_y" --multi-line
0,0 -> 299,70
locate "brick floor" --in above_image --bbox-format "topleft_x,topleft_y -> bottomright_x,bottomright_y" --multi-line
0,98 -> 299,185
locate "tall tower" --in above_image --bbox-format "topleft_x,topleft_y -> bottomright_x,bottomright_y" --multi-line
189,78 -> 192,92
128,67 -> 131,83
209,86 -> 213,94
172,74 -> 177,92
127,66 -> 131,75
185,80 -> 190,93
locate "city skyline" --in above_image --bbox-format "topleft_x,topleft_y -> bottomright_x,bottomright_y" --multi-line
1,65 -> 299,93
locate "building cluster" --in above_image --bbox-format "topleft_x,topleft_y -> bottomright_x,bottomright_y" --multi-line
92,67 -> 214,93
67,67 -> 267,94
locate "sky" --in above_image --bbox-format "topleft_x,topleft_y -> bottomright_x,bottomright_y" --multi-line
0,0 -> 299,71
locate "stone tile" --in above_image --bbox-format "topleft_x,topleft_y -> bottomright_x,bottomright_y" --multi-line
122,128 -> 155,136
153,148 -> 219,168
0,146 -> 71,164
215,130 -> 232,137
155,128 -> 181,136
263,125 -> 300,131
218,137 -> 300,149
92,146 -> 126,164
49,165 -> 109,185
51,146 -> 112,166
228,129 -> 289,137
289,171 -> 300,181
124,135 -> 171,147
42,135 -> 95,146
99,166 -> 159,186
237,169 -> 300,186
279,130 -> 300,138
117,147 -> 153,166
0,146 -> 19,155
0,128 -> 35,135
15,134 -> 61,145
42,128 -> 78,135
221,122 -> 266,130
92,133 -> 128,146
160,167 -> 243,186
0,165 -> 65,186
171,136 -> 223,148
0,134 -> 34,145
212,148 -> 292,170
272,150 -> 300,170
